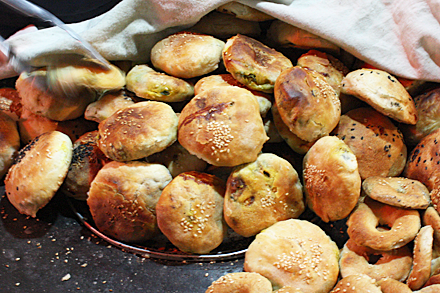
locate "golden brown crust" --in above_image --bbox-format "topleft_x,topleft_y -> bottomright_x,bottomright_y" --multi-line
330,274 -> 382,293
417,284 -> 440,292
0,87 -> 22,120
205,272 -> 273,293
333,107 -> 407,179
303,136 -> 361,222
377,277 -> 413,293
339,238 -> 413,282
0,111 -> 20,178
84,91 -> 135,123
407,225 -> 434,290
224,153 -> 305,237
341,69 -> 417,124
223,34 -> 293,93
87,161 -> 172,243
178,86 -> 268,167
244,219 -> 339,292
156,171 -> 226,254
346,199 -> 421,251
362,176 -> 430,209
98,101 -> 178,161
151,32 -> 225,79
5,131 -> 73,217
423,207 -> 440,247
274,66 -> 340,142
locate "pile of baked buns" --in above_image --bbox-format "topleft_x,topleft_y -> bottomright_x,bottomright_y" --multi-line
2,2 -> 440,292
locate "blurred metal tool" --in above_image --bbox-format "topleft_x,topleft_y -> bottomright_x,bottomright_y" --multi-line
0,0 -> 110,69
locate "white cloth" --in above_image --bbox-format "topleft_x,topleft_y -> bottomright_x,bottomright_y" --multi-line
2,0 -> 440,82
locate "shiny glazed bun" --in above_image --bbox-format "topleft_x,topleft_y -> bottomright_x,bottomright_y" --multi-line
5,131 -> 73,217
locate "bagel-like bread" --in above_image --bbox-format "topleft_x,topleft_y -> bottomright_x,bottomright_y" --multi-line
341,69 -> 417,124
126,65 -> 194,102
0,111 -> 20,178
5,131 -> 73,217
194,74 -> 272,117
424,274 -> 440,287
87,161 -> 172,243
303,136 -> 361,222
400,87 -> 440,147
347,198 -> 421,251
216,2 -> 274,21
407,225 -> 434,290
333,107 -> 407,179
224,153 -> 305,237
151,32 -> 225,79
274,66 -> 340,142
417,285 -> 440,292
156,171 -> 226,254
98,101 -> 178,161
60,131 -> 109,200
178,86 -> 268,167
339,238 -> 413,282
244,219 -> 339,292
362,176 -> 430,209
267,20 -> 340,53
223,34 -> 293,93
330,274 -> 382,293
84,91 -> 135,123
423,207 -> 440,247
16,69 -> 96,121
205,272 -> 273,293
271,103 -> 314,154
18,107 -> 98,145
378,278 -> 412,293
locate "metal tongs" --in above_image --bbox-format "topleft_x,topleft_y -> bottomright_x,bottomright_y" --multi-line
0,0 -> 111,73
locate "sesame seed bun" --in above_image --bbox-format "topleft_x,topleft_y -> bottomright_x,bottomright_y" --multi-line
98,101 -> 178,161
224,153 -> 305,237
87,161 -> 172,243
156,171 -> 226,254
303,136 -> 361,222
244,219 -> 340,292
333,107 -> 407,179
5,131 -> 73,217
151,32 -> 225,79
205,272 -> 273,293
0,111 -> 20,179
331,274 -> 382,293
178,86 -> 268,167
274,66 -> 341,142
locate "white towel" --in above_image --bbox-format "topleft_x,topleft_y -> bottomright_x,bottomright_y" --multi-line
2,0 -> 440,82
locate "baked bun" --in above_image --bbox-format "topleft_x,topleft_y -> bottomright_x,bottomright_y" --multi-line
341,69 -> 417,124
156,171 -> 226,254
151,32 -> 225,79
18,107 -> 98,145
333,107 -> 407,179
194,74 -> 272,117
126,65 -> 194,102
267,20 -> 340,53
178,86 -> 268,167
331,274 -> 382,293
224,153 -> 305,237
146,141 -> 207,177
303,136 -> 361,222
339,238 -> 413,282
244,219 -> 340,292
407,225 -> 434,290
87,161 -> 172,243
347,198 -> 421,251
98,101 -> 178,161
205,272 -> 272,293
189,11 -> 262,39
60,131 -> 109,200
271,103 -> 314,154
400,87 -> 440,147
404,128 -> 440,192
0,87 -> 21,121
5,131 -> 73,217
0,111 -> 20,178
423,207 -> 440,247
377,278 -> 412,293
84,91 -> 135,123
362,176 -> 430,209
222,34 -> 293,93
274,66 -> 340,142
418,285 -> 440,292
16,69 -> 96,121
216,2 -> 274,21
